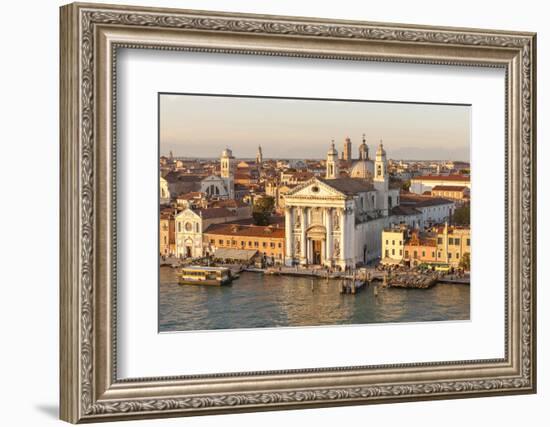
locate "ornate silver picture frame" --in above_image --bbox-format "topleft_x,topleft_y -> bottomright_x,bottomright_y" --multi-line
60,2 -> 536,423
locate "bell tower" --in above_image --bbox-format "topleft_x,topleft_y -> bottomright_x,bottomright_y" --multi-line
325,141 -> 339,179
374,140 -> 389,215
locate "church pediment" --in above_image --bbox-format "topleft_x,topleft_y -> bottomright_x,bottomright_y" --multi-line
286,178 -> 346,199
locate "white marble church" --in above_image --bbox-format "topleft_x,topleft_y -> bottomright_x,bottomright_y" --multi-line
284,139 -> 404,269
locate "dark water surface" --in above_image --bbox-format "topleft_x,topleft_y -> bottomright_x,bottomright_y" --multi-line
159,268 -> 470,332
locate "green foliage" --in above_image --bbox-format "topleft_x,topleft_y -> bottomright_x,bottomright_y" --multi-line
252,196 -> 275,225
401,181 -> 411,191
459,252 -> 471,271
452,204 -> 470,225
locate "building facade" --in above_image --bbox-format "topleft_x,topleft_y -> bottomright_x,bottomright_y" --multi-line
283,141 -> 400,269
159,175 -> 171,205
410,174 -> 470,194
175,207 -> 238,258
204,223 -> 285,264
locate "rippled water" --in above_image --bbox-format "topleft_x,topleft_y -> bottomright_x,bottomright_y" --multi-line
159,268 -> 470,332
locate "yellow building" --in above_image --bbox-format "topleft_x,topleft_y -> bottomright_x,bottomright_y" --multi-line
431,185 -> 470,201
159,209 -> 176,256
381,228 -> 406,262
435,224 -> 470,268
204,223 -> 286,264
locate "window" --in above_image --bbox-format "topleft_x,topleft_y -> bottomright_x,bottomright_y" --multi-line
392,240 -> 395,246
386,240 -> 389,245
262,242 -> 267,248
399,240 -> 403,245
447,253 -> 451,259
456,253 -> 460,259
431,251 -> 435,257
391,249 -> 395,255
278,243 -> 282,248
385,250 -> 389,257
195,223 -> 199,233
210,239 -> 215,244
270,242 -> 275,248
218,239 -> 223,245
185,222 -> 192,232
248,241 -> 252,247
163,236 -> 167,244
467,238 -> 471,246
437,237 -> 442,244
438,252 -> 442,258
454,238 -> 460,245
448,238 -> 453,245
177,222 -> 182,233
241,241 -> 245,247
422,251 -> 426,257
226,240 -> 230,245
254,242 -> 259,247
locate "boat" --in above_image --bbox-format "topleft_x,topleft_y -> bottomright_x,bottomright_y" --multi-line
178,266 -> 234,286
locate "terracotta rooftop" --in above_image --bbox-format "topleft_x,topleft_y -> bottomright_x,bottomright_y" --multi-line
177,191 -> 203,200
400,193 -> 454,208
204,223 -> 285,239
411,174 -> 470,182
196,207 -> 236,219
431,185 -> 469,192
211,199 -> 250,208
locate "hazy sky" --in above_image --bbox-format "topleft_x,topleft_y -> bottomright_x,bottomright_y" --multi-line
160,94 -> 470,161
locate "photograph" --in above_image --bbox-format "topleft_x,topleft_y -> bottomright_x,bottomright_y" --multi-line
158,94 -> 472,332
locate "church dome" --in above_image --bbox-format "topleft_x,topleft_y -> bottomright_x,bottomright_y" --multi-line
350,159 -> 374,179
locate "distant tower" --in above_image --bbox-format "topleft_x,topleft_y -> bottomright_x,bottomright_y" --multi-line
374,140 -> 389,215
169,150 -> 174,161
343,137 -> 352,161
326,141 -> 339,179
256,145 -> 263,165
220,147 -> 235,198
358,134 -> 369,160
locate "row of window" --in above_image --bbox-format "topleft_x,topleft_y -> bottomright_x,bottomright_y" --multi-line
385,239 -> 403,246
209,239 -> 283,249
436,237 -> 471,246
177,221 -> 200,233
401,250 -> 464,260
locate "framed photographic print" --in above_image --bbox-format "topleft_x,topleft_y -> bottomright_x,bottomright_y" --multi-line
60,2 -> 537,423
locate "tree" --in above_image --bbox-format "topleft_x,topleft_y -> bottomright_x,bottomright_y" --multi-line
459,252 -> 470,271
252,196 -> 275,225
401,181 -> 411,192
452,204 -> 470,225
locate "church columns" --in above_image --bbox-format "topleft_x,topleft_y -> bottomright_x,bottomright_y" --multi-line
300,207 -> 308,265
339,208 -> 346,264
284,207 -> 294,265
325,208 -> 333,265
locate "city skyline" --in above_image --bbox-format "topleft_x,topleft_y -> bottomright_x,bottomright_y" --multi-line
160,94 -> 471,162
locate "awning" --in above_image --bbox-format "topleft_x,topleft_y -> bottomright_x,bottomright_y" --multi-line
380,257 -> 402,265
212,248 -> 259,261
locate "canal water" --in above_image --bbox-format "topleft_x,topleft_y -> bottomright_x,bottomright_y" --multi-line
159,268 -> 470,332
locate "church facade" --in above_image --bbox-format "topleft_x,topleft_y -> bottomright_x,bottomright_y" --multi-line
283,140 -> 405,269
200,148 -> 236,199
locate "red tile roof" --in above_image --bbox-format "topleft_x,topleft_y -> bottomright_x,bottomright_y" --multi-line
412,174 -> 470,182
204,223 -> 285,239
431,185 -> 469,192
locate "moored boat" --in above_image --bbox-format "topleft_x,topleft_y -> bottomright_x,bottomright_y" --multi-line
178,266 -> 234,286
